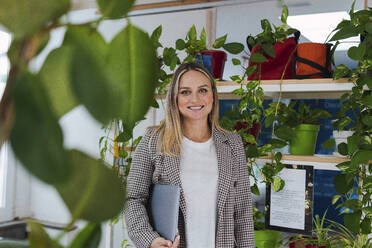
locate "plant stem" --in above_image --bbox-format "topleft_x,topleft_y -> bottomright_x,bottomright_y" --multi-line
55,218 -> 76,243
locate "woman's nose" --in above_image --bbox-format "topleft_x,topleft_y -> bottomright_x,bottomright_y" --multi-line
191,92 -> 200,102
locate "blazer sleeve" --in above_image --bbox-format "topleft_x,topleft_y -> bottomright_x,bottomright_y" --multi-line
124,129 -> 160,248
233,134 -> 255,247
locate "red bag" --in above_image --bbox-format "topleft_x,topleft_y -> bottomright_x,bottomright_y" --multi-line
247,33 -> 299,80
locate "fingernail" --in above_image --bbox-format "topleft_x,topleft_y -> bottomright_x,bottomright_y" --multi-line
168,241 -> 171,247
177,235 -> 180,240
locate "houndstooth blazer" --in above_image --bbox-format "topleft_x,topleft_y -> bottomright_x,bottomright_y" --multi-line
124,127 -> 255,248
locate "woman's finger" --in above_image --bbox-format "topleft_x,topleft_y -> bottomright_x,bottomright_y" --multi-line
172,235 -> 180,248
151,237 -> 172,248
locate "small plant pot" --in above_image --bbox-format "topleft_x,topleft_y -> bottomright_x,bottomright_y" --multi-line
333,130 -> 354,157
289,124 -> 320,155
289,238 -> 326,248
254,230 -> 281,248
196,50 -> 227,80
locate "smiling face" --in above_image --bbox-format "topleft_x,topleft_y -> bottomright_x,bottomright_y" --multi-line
177,70 -> 214,125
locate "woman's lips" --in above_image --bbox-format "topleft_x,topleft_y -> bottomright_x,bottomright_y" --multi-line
188,105 -> 204,110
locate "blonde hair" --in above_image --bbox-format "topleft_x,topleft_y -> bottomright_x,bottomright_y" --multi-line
153,62 -> 225,156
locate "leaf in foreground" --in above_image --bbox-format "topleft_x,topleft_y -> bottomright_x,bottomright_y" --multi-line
10,72 -> 70,185
57,150 -> 126,222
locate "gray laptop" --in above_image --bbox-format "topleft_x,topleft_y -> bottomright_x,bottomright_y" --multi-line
150,184 -> 180,242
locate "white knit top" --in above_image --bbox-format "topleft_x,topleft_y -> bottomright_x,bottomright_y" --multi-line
180,136 -> 219,248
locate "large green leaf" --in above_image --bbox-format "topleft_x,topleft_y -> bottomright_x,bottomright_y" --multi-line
347,135 -> 358,156
361,93 -> 372,107
97,0 -> 135,19
28,220 -> 62,248
0,0 -> 70,38
187,25 -> 197,41
344,211 -> 362,234
150,25 -> 162,49
329,24 -> 360,41
362,114 -> 372,127
10,72 -> 70,185
281,5 -> 289,24
222,43 -> 244,54
361,216 -> 371,234
38,46 -> 78,119
251,183 -> 260,196
57,150 -> 126,222
338,142 -> 348,156
212,34 -> 227,49
275,125 -> 295,141
333,64 -> 350,79
273,177 -> 285,192
106,24 -> 157,127
351,150 -> 372,166
334,174 -> 354,194
343,199 -> 362,211
270,139 -> 287,149
347,43 -> 367,61
250,52 -> 267,63
262,44 -> 275,58
322,138 -> 336,149
69,223 -> 101,248
366,21 -> 372,33
65,26 -> 116,124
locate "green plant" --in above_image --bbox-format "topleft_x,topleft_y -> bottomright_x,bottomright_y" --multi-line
327,218 -> 372,248
219,6 -> 298,233
0,0 -> 157,247
325,0 -> 372,238
287,211 -> 339,248
175,24 -> 244,63
150,25 -> 178,96
99,118 -> 145,248
274,100 -> 331,128
246,5 -> 297,67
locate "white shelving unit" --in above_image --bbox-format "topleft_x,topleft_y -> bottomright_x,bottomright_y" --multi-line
256,155 -> 349,171
216,78 -> 354,171
217,78 -> 353,99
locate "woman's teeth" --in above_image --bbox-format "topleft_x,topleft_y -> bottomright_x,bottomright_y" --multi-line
188,106 -> 203,110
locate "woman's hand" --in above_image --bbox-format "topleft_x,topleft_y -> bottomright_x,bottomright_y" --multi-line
150,234 -> 180,248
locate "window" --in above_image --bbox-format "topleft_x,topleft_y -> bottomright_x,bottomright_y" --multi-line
0,29 -> 13,221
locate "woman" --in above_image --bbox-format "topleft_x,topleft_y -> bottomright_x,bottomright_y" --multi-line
125,62 -> 255,248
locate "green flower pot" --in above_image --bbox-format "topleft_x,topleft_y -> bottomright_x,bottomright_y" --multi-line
289,124 -> 320,155
254,230 -> 281,248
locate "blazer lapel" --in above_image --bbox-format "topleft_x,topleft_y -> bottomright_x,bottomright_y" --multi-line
214,129 -> 233,227
163,154 -> 187,221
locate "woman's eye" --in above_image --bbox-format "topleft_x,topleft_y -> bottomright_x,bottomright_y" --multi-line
200,88 -> 208,93
180,90 -> 191,95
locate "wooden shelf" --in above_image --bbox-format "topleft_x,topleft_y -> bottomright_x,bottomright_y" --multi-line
256,154 -> 349,171
133,0 -> 225,11
217,78 -> 354,99
155,78 -> 354,100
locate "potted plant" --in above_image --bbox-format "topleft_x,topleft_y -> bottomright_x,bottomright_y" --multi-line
324,0 -> 372,240
326,219 -> 372,248
246,5 -> 299,81
252,207 -> 284,248
219,66 -> 264,145
289,211 -> 335,248
175,25 -> 244,79
269,101 -> 331,155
